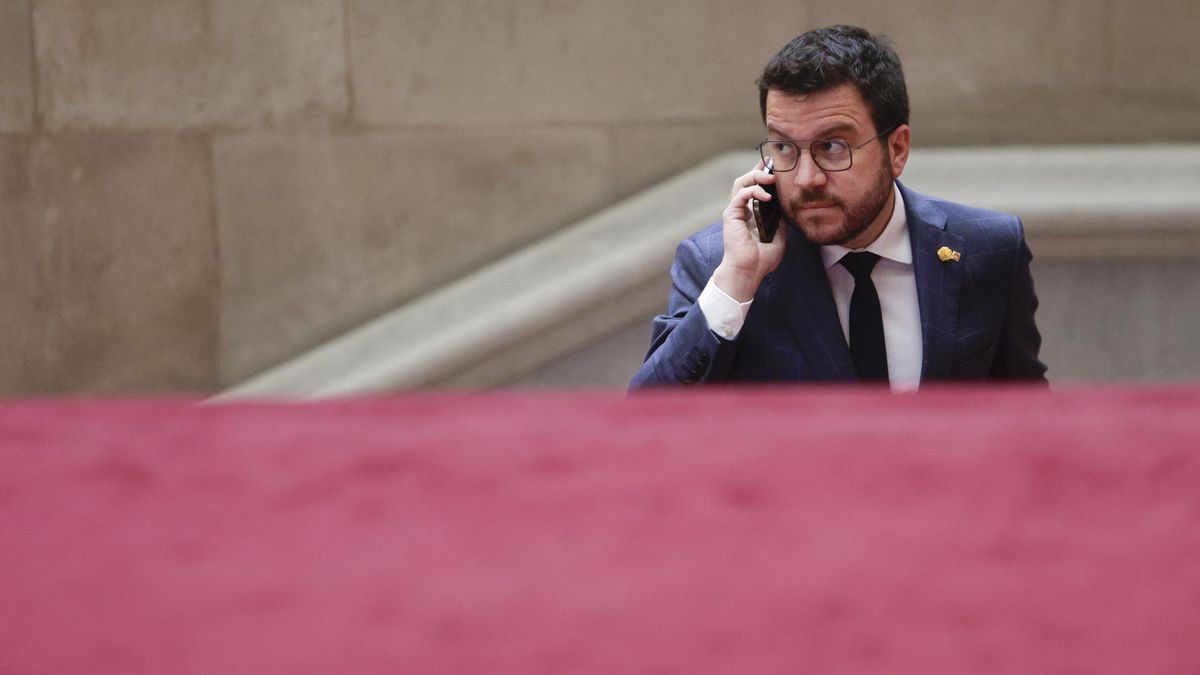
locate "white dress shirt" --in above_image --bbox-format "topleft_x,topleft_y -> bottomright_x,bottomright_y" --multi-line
699,184 -> 923,391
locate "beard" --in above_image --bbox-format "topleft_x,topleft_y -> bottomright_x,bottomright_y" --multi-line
784,153 -> 895,247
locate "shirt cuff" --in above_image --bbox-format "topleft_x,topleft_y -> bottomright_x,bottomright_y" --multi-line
698,276 -> 753,340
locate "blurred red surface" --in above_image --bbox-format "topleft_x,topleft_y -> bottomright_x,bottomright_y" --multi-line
2,386 -> 1199,674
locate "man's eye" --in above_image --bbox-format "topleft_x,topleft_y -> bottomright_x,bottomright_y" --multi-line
815,140 -> 847,154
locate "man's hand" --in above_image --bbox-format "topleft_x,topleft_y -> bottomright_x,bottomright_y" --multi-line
712,162 -> 787,302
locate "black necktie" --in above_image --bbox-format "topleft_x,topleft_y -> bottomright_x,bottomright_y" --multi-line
839,252 -> 889,382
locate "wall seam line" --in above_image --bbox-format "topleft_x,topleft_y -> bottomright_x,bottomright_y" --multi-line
26,0 -> 42,131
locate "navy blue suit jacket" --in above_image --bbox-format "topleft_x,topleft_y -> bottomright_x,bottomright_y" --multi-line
630,183 -> 1047,387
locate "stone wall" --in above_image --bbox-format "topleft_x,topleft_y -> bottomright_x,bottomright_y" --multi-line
2,0 -> 1198,393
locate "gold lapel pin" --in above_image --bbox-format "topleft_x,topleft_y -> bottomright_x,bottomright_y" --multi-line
937,246 -> 961,262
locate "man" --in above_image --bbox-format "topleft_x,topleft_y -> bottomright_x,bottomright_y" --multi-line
630,25 -> 1046,389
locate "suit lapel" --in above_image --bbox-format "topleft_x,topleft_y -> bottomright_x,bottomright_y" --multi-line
768,227 -> 856,380
903,184 -> 966,381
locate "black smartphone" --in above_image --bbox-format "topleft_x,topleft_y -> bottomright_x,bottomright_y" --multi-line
751,158 -> 781,243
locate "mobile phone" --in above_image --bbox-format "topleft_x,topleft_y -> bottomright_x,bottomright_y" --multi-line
751,158 -> 781,243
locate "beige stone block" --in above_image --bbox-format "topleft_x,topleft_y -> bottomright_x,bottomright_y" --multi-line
0,133 -> 218,394
1113,1 -> 1200,95
912,91 -> 1200,145
0,0 -> 34,131
608,118 -> 763,199
351,0 -> 810,126
811,1 -> 1108,96
213,128 -> 613,385
33,0 -> 347,130
1037,259 -> 1200,381
807,1 -> 1109,142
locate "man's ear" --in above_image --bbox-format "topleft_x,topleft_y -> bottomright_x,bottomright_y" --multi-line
888,124 -> 911,179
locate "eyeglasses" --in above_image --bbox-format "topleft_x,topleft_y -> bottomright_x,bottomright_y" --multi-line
756,126 -> 896,173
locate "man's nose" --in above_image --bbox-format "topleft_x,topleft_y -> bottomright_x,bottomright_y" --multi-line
790,151 -> 827,190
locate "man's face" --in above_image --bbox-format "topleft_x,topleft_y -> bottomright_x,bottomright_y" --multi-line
764,85 -> 909,249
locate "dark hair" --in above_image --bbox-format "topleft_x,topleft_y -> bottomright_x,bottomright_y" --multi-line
756,25 -> 909,135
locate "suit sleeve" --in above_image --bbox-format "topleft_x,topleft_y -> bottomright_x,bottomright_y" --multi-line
989,219 -> 1049,383
629,237 -> 738,388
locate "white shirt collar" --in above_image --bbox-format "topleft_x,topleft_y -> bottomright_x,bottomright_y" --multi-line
819,183 -> 910,269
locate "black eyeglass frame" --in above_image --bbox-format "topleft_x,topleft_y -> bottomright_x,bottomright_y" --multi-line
756,126 -> 897,173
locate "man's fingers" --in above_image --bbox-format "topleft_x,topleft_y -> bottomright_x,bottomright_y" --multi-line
733,184 -> 771,207
730,165 -> 776,198
725,185 -> 771,221
731,172 -> 775,192
725,185 -> 775,238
